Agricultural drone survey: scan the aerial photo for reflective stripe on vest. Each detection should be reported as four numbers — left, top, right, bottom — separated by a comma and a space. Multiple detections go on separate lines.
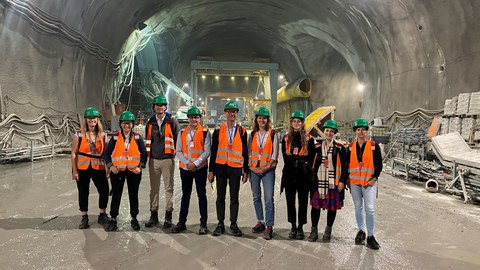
179, 125, 207, 169
215, 123, 244, 168
348, 140, 375, 186
111, 132, 141, 172
145, 121, 175, 157
250, 129, 274, 168
76, 131, 105, 170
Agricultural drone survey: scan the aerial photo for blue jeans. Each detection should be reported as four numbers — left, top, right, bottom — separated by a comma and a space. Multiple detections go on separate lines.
350, 184, 376, 236
250, 170, 275, 227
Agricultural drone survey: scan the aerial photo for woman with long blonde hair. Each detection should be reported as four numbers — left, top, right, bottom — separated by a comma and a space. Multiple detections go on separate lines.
71, 107, 110, 229
281, 110, 311, 240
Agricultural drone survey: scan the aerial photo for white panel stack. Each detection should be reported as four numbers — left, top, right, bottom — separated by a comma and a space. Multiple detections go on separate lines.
440, 117, 450, 135
449, 117, 462, 134
444, 97, 458, 115
461, 118, 476, 140
468, 91, 480, 115
457, 93, 471, 115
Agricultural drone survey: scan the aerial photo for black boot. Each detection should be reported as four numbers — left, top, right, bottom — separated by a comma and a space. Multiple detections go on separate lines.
163, 210, 173, 228
105, 218, 118, 232
322, 226, 332, 242
212, 222, 225, 236
199, 222, 208, 235
230, 223, 243, 237
296, 226, 305, 240
145, 211, 159, 227
79, 215, 89, 229
308, 227, 318, 242
131, 218, 140, 231
171, 222, 186, 233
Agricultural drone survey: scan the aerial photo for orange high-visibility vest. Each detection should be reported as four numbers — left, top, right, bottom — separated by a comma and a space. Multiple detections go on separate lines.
111, 132, 141, 172
250, 129, 274, 168
145, 121, 175, 157
179, 125, 207, 169
284, 133, 309, 156
76, 131, 105, 170
311, 142, 343, 186
349, 140, 375, 186
215, 123, 244, 168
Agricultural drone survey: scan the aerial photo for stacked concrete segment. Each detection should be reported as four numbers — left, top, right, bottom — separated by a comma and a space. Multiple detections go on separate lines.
456, 93, 471, 115
468, 92, 480, 115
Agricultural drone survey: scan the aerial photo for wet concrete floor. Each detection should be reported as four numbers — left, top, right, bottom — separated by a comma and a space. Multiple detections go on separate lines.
1, 155, 479, 270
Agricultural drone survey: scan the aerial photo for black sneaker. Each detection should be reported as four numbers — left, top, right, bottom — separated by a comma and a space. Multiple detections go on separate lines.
198, 222, 208, 235
366, 236, 380, 250
171, 223, 186, 233
230, 223, 243, 237
355, 230, 366, 245
145, 211, 159, 227
79, 215, 89, 229
212, 223, 225, 236
105, 219, 118, 232
288, 228, 297, 239
131, 219, 140, 231
97, 214, 110, 227
252, 221, 266, 233
296, 227, 305, 240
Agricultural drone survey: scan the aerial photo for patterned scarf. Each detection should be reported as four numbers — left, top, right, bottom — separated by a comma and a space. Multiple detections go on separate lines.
317, 141, 335, 199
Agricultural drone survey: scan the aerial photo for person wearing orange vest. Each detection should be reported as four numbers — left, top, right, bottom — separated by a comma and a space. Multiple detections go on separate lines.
71, 107, 110, 230
281, 110, 311, 240
104, 111, 147, 231
348, 118, 383, 250
170, 106, 211, 235
208, 100, 249, 237
307, 119, 348, 242
248, 107, 278, 240
144, 95, 180, 229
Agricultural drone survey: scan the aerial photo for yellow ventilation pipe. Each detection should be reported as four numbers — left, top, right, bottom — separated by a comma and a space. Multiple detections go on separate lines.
277, 77, 312, 103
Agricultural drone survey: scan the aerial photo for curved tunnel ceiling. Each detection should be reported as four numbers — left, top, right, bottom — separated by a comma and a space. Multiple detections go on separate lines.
2, 0, 479, 121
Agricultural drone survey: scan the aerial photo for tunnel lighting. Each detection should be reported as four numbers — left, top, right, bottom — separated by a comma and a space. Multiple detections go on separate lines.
210, 97, 213, 100
199, 97, 202, 101
357, 83, 365, 91
279, 75, 284, 80
183, 83, 189, 87
260, 92, 264, 95
201, 101, 204, 105
245, 77, 249, 81
235, 98, 239, 101
231, 76, 235, 80
201, 75, 206, 79
215, 76, 220, 80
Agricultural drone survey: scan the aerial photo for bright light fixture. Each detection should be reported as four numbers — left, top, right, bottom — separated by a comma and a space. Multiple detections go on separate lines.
357, 83, 365, 91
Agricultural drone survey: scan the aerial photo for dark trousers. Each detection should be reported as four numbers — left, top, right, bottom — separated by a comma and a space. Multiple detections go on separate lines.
77, 166, 109, 212
311, 208, 337, 228
179, 166, 208, 224
285, 179, 309, 226
216, 166, 242, 224
109, 170, 142, 219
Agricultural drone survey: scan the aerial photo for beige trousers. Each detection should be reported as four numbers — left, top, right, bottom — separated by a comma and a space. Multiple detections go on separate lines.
148, 158, 175, 212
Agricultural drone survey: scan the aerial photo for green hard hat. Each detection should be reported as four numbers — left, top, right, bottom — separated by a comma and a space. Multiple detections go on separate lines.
323, 119, 338, 132
153, 95, 168, 105
255, 106, 270, 117
84, 107, 100, 117
224, 100, 239, 111
187, 106, 202, 116
119, 111, 135, 122
290, 110, 305, 120
353, 118, 369, 131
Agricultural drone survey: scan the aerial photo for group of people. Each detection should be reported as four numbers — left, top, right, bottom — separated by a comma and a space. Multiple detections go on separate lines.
71, 95, 382, 250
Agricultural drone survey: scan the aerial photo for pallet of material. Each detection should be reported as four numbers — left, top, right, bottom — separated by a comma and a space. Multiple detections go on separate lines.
461, 118, 476, 141
444, 96, 458, 115
468, 91, 480, 115
448, 117, 461, 134
431, 132, 480, 174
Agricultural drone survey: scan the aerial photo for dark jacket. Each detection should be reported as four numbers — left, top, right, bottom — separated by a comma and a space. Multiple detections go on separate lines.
307, 138, 348, 200
280, 131, 311, 193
